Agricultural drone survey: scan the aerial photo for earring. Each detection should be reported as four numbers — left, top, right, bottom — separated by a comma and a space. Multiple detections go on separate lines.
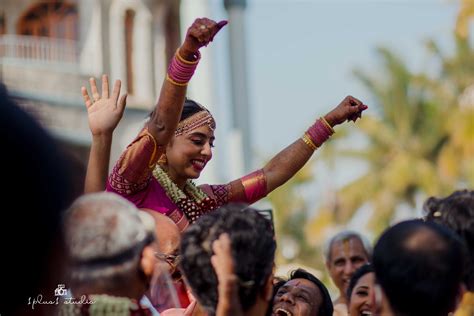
158, 153, 167, 165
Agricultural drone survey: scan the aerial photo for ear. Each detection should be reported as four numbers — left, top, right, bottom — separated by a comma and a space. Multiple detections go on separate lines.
262, 272, 274, 302
140, 245, 156, 277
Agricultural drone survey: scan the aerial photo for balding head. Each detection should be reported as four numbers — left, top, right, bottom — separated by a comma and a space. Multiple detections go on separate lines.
63, 192, 156, 296
374, 219, 465, 316
65, 193, 155, 262
142, 209, 180, 255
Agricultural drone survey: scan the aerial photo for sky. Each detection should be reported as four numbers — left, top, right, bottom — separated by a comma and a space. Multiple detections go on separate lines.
201, 0, 463, 187
179, 0, 471, 278
176, 0, 472, 223
246, 0, 458, 155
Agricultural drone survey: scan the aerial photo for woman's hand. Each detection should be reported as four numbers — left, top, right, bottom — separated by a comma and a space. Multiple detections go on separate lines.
179, 18, 228, 58
324, 95, 368, 127
81, 74, 127, 136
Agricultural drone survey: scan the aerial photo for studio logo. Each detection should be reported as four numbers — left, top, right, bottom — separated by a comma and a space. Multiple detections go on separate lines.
27, 284, 94, 310
54, 284, 67, 297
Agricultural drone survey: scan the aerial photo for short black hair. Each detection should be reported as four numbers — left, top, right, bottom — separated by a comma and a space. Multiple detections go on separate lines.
179, 203, 276, 315
289, 269, 333, 316
424, 189, 474, 291
346, 263, 374, 301
373, 219, 465, 316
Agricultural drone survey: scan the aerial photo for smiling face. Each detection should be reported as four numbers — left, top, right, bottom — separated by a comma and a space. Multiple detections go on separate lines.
326, 237, 369, 297
348, 272, 375, 316
272, 278, 322, 316
164, 124, 214, 188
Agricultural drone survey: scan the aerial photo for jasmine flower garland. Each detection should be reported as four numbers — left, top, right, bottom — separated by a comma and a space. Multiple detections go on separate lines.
152, 165, 217, 222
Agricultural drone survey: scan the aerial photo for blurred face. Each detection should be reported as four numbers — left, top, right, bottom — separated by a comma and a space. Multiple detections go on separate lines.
154, 217, 182, 281
165, 124, 214, 187
272, 278, 322, 316
326, 238, 369, 296
349, 272, 375, 316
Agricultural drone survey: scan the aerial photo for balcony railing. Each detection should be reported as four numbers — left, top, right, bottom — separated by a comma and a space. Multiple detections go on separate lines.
0, 35, 79, 66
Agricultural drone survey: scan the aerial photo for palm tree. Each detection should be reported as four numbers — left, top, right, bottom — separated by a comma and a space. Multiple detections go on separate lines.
308, 26, 474, 234
455, 0, 474, 40
266, 161, 324, 269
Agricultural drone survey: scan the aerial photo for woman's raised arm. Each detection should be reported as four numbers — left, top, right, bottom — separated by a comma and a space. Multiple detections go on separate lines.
147, 18, 227, 147
262, 96, 368, 193
82, 75, 127, 193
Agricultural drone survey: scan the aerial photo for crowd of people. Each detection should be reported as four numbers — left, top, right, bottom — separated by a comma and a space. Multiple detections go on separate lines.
2, 17, 473, 316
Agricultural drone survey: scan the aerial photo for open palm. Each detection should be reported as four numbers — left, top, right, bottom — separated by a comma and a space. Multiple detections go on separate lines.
81, 75, 127, 136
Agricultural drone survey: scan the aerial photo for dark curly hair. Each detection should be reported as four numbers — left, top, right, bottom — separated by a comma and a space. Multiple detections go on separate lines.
423, 189, 474, 291
179, 203, 276, 315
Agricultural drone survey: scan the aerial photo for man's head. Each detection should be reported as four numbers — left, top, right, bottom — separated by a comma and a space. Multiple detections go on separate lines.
373, 219, 465, 316
272, 269, 333, 316
324, 231, 372, 297
64, 192, 156, 299
180, 203, 276, 315
424, 189, 474, 291
143, 210, 182, 279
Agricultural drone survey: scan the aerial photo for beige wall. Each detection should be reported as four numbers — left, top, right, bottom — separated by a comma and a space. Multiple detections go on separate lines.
1, 0, 182, 180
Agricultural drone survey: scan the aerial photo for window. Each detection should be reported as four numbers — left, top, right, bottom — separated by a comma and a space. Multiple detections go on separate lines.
17, 1, 78, 40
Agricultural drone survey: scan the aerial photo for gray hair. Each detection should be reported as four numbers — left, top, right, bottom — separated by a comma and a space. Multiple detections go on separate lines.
323, 230, 372, 262
63, 192, 155, 282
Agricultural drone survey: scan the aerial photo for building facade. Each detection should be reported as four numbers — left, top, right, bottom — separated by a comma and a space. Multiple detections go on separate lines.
0, 0, 225, 184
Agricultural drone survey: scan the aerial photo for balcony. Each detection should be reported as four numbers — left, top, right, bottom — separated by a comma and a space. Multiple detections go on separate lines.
0, 35, 80, 69
0, 34, 153, 168
0, 34, 87, 108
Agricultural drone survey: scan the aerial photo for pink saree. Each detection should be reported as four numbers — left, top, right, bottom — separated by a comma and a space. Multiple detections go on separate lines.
107, 127, 267, 231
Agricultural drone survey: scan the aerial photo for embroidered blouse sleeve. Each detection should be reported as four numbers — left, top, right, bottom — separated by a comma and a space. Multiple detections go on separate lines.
204, 169, 268, 206
108, 127, 163, 195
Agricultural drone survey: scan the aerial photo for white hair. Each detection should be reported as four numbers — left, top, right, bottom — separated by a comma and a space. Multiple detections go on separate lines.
63, 192, 155, 281
323, 230, 372, 262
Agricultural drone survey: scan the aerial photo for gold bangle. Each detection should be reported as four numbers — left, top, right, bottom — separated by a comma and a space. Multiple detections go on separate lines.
321, 117, 335, 133
301, 133, 317, 151
306, 133, 318, 150
175, 48, 200, 65
166, 74, 188, 87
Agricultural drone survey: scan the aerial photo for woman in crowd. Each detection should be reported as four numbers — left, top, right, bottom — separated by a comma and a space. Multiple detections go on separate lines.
82, 17, 368, 231
424, 190, 474, 316
346, 264, 375, 316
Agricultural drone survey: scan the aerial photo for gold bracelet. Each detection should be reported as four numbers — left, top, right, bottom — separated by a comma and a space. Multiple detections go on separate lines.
166, 74, 188, 87
175, 48, 200, 65
301, 133, 317, 151
320, 117, 335, 133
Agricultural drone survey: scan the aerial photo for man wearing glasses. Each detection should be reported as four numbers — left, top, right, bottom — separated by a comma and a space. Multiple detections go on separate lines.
144, 210, 191, 311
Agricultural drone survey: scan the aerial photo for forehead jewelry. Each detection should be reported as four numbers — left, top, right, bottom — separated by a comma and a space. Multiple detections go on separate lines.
175, 110, 216, 136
